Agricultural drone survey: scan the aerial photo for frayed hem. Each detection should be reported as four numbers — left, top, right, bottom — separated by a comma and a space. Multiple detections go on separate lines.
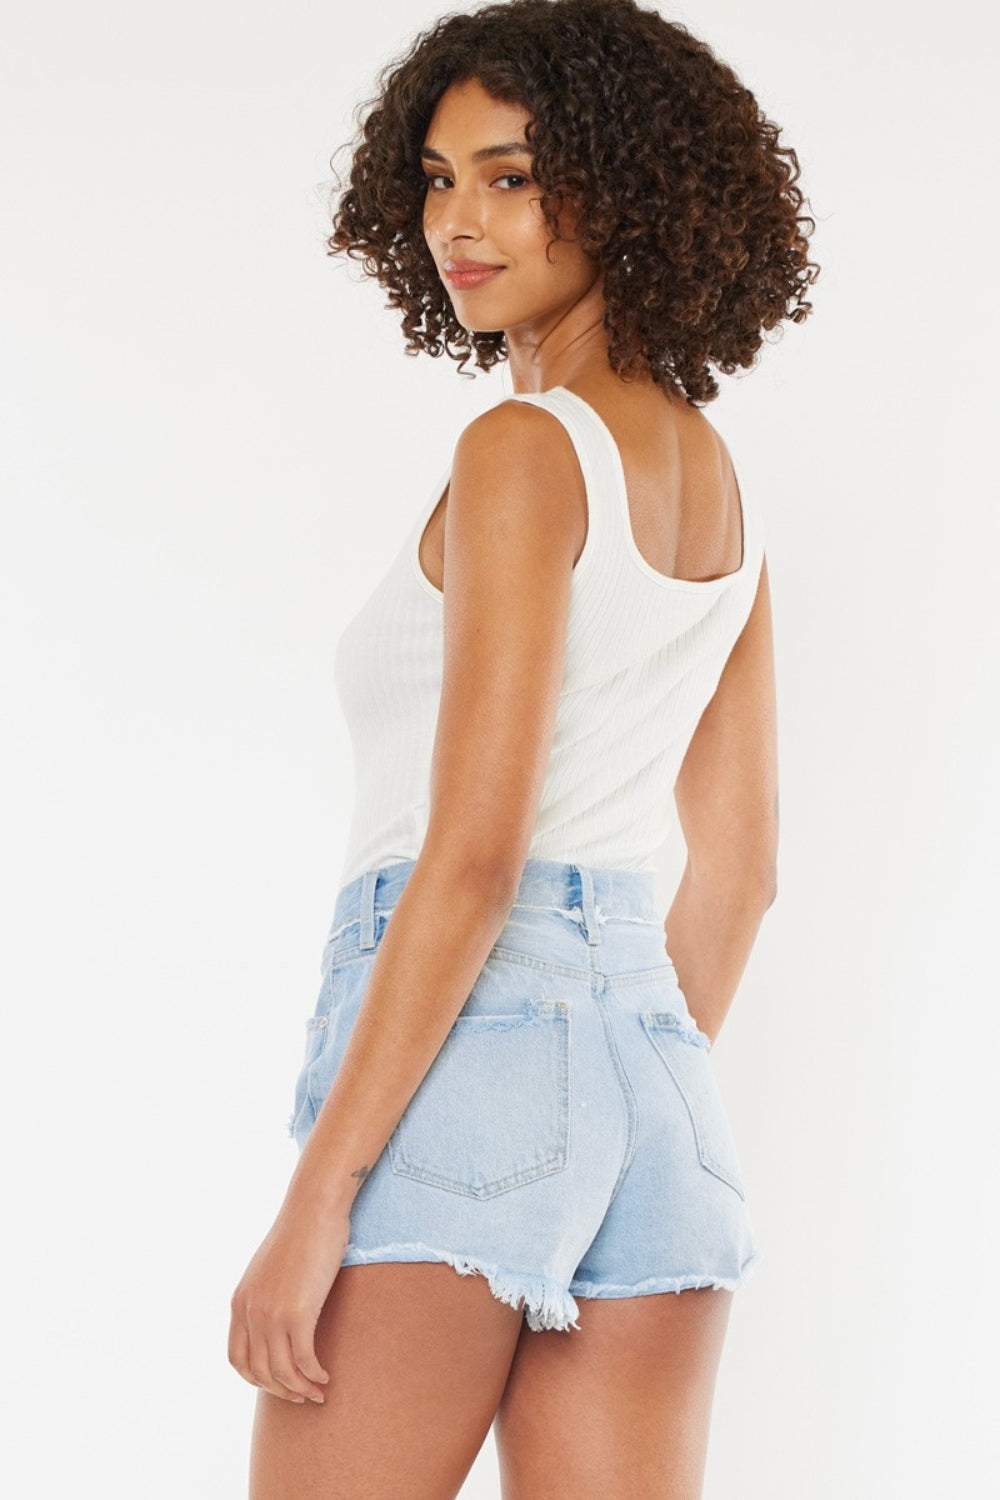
570, 1249, 762, 1299
341, 1240, 581, 1332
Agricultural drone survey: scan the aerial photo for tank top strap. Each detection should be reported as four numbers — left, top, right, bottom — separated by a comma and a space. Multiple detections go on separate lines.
503, 386, 626, 572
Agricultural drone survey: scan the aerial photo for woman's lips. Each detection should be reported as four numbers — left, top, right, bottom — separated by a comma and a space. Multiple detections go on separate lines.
444, 265, 505, 290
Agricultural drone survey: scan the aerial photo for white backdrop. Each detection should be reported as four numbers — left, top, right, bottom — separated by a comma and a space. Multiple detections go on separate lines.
3, 1, 998, 1494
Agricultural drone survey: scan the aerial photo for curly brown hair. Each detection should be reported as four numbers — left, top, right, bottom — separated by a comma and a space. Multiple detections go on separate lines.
326, 0, 819, 406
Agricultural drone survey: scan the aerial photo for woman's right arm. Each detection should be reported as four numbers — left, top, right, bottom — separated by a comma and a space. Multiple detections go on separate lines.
665, 556, 779, 1045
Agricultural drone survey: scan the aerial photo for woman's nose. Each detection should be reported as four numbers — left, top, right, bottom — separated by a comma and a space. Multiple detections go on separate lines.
426, 183, 484, 246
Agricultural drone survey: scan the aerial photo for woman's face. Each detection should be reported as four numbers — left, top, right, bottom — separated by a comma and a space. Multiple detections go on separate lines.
421, 77, 600, 337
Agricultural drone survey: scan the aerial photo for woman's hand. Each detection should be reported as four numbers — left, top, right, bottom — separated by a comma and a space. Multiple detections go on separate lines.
228, 1195, 351, 1404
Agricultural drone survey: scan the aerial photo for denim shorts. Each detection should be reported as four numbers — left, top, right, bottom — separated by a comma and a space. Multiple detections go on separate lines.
289, 856, 760, 1333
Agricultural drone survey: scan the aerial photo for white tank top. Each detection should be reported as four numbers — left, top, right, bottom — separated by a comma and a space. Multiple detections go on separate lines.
333, 385, 764, 886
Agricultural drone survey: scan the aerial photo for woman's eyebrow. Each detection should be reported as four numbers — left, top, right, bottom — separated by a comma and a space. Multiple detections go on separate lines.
420, 142, 533, 164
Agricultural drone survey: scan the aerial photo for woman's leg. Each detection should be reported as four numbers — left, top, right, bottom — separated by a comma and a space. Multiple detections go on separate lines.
494, 1287, 734, 1500
249, 1261, 524, 1500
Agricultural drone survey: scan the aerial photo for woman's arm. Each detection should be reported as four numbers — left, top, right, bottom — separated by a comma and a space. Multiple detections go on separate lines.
665, 557, 779, 1046
292, 398, 586, 1209
229, 399, 586, 1402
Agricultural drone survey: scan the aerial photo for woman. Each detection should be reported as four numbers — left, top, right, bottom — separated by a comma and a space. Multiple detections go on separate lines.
229, 0, 818, 1494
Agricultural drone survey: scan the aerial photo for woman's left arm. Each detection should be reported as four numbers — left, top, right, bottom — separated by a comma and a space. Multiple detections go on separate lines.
229, 399, 586, 1402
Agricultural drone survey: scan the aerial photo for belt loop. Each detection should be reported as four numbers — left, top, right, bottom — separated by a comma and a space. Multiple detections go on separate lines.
574, 864, 601, 946
359, 868, 378, 951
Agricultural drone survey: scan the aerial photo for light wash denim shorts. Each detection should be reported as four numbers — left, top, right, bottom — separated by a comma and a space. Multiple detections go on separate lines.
290, 856, 760, 1333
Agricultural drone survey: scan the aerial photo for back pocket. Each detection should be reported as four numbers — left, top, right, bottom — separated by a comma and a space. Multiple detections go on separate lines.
387, 998, 571, 1199
639, 1011, 746, 1199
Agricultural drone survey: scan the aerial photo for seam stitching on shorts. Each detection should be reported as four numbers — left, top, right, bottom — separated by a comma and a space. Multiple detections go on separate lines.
569, 1250, 761, 1299
488, 945, 594, 981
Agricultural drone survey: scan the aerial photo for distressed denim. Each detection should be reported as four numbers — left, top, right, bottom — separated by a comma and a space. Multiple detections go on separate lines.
289, 856, 760, 1333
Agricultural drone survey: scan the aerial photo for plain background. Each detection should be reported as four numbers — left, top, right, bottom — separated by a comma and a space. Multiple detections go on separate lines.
3, 1, 998, 1494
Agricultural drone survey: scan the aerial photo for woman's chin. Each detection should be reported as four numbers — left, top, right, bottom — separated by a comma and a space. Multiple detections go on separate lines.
455, 316, 505, 334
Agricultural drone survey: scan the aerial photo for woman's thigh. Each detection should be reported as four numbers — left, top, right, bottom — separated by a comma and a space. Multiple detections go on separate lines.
493, 1286, 735, 1500
250, 1261, 524, 1500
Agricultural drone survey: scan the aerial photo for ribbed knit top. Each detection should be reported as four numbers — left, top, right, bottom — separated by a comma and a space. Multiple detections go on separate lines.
333, 385, 764, 886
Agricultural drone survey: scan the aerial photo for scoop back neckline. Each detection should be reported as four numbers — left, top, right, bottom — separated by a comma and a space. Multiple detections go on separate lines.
543, 385, 750, 594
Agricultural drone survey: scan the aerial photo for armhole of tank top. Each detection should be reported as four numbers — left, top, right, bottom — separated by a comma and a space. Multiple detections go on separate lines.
502, 390, 602, 587
715, 432, 763, 586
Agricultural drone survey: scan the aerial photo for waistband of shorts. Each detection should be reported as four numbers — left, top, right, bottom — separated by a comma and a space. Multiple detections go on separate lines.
328, 856, 662, 950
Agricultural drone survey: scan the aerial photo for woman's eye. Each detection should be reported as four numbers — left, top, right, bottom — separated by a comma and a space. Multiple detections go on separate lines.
422, 172, 530, 191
